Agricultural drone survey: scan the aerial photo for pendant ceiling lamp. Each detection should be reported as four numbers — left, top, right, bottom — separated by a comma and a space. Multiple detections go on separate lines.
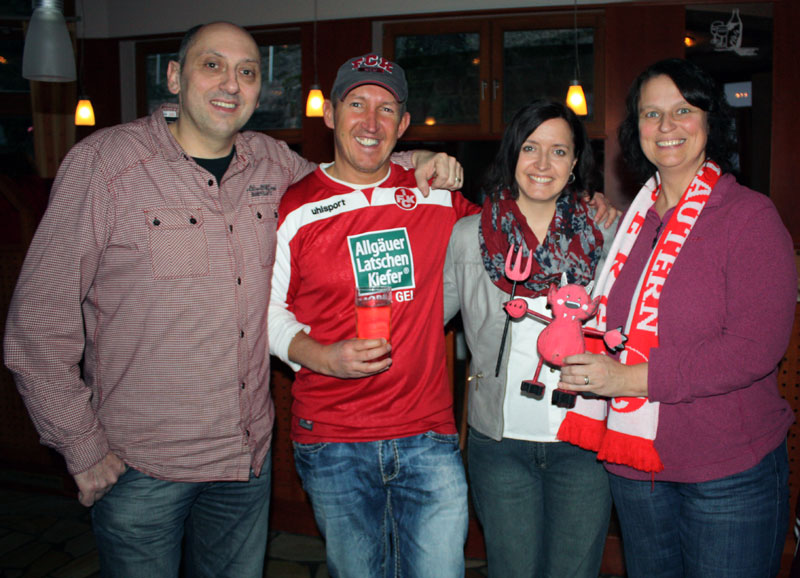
305, 0, 324, 117
22, 0, 76, 82
74, 3, 95, 126
566, 0, 587, 116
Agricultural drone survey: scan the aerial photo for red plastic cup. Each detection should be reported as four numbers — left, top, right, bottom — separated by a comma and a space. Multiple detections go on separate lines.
355, 286, 392, 341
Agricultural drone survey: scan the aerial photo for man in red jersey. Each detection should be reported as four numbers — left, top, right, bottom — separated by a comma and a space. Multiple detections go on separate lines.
269, 54, 477, 577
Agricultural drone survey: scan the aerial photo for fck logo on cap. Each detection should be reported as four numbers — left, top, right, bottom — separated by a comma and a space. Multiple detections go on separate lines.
350, 54, 394, 74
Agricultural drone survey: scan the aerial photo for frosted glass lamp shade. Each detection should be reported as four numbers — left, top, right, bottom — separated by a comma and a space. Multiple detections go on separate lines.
22, 1, 76, 82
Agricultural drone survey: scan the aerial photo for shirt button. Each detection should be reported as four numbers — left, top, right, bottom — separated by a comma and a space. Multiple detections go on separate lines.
229, 224, 233, 233
208, 179, 214, 187
237, 277, 242, 285
241, 383, 246, 390
240, 330, 244, 338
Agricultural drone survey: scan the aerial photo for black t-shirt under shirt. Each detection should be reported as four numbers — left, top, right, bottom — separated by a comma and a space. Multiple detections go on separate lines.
193, 147, 235, 185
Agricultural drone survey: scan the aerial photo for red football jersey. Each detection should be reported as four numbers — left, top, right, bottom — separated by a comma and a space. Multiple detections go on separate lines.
272, 164, 478, 442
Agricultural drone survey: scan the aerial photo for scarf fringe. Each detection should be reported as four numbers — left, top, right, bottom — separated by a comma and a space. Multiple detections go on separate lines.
597, 429, 664, 473
557, 412, 606, 452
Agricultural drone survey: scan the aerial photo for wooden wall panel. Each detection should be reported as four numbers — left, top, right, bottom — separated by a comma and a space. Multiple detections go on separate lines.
603, 4, 685, 208
777, 290, 800, 577
30, 80, 76, 179
771, 0, 800, 244
75, 38, 122, 142
300, 19, 373, 164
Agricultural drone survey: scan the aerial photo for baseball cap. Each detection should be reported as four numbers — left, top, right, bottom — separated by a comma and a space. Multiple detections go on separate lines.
331, 54, 408, 104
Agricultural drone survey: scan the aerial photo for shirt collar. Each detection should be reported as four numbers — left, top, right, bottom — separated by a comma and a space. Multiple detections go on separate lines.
150, 103, 252, 168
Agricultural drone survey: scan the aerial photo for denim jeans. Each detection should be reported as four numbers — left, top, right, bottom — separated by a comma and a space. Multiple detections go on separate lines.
467, 428, 611, 578
293, 432, 468, 578
609, 440, 789, 578
91, 450, 271, 578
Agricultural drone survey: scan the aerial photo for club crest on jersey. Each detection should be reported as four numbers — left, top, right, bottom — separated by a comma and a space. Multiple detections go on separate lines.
394, 188, 417, 211
351, 54, 394, 74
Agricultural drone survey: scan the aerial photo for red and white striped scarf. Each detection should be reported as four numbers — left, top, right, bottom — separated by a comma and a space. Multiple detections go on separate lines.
557, 160, 721, 472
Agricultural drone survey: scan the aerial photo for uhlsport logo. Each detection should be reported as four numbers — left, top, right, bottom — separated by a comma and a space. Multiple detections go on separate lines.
311, 198, 346, 216
348, 228, 415, 290
394, 188, 417, 211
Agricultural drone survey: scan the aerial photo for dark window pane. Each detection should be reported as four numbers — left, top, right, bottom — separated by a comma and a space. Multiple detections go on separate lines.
394, 33, 481, 126
0, 25, 29, 93
503, 28, 594, 122
145, 52, 178, 113
244, 44, 301, 131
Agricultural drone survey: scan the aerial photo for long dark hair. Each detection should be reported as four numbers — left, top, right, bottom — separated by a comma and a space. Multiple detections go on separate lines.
485, 99, 596, 201
618, 58, 736, 181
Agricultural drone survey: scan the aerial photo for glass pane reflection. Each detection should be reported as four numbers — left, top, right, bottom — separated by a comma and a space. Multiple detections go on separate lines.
394, 33, 481, 126
145, 52, 178, 113
245, 44, 302, 131
503, 28, 594, 122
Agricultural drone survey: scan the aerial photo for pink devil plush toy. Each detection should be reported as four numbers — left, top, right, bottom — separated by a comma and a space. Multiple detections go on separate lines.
504, 273, 626, 408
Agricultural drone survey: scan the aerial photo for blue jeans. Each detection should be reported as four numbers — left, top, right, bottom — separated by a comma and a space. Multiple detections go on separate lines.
293, 432, 468, 578
91, 451, 271, 578
467, 428, 611, 578
609, 440, 789, 578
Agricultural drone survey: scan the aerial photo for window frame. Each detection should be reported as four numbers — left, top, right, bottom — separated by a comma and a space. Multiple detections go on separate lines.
383, 18, 491, 140
492, 12, 605, 138
382, 10, 605, 140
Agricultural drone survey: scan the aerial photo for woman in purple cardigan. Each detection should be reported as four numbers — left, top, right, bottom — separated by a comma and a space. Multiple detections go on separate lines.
557, 58, 796, 577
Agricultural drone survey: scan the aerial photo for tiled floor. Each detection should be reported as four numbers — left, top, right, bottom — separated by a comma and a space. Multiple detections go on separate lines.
0, 487, 491, 577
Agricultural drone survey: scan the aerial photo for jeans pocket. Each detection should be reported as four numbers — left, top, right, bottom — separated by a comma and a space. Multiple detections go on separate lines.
292, 441, 328, 454
422, 431, 459, 445
467, 427, 496, 445
103, 465, 144, 500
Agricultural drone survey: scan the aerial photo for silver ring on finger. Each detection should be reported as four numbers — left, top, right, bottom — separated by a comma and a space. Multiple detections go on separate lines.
584, 375, 590, 386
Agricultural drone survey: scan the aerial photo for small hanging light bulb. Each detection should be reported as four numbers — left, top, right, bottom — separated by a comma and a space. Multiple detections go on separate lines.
75, 98, 95, 126
306, 85, 324, 117
566, 82, 587, 116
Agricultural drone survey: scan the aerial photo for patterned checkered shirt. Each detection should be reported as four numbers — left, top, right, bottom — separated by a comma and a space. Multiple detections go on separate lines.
4, 105, 315, 481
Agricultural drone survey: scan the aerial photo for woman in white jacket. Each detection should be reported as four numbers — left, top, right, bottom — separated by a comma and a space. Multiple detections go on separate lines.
444, 100, 616, 578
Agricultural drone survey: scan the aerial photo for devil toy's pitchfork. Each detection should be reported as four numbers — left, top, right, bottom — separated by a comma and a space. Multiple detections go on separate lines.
494, 243, 533, 376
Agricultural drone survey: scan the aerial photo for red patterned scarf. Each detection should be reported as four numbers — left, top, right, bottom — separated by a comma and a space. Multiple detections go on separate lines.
478, 190, 603, 298
557, 160, 721, 472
